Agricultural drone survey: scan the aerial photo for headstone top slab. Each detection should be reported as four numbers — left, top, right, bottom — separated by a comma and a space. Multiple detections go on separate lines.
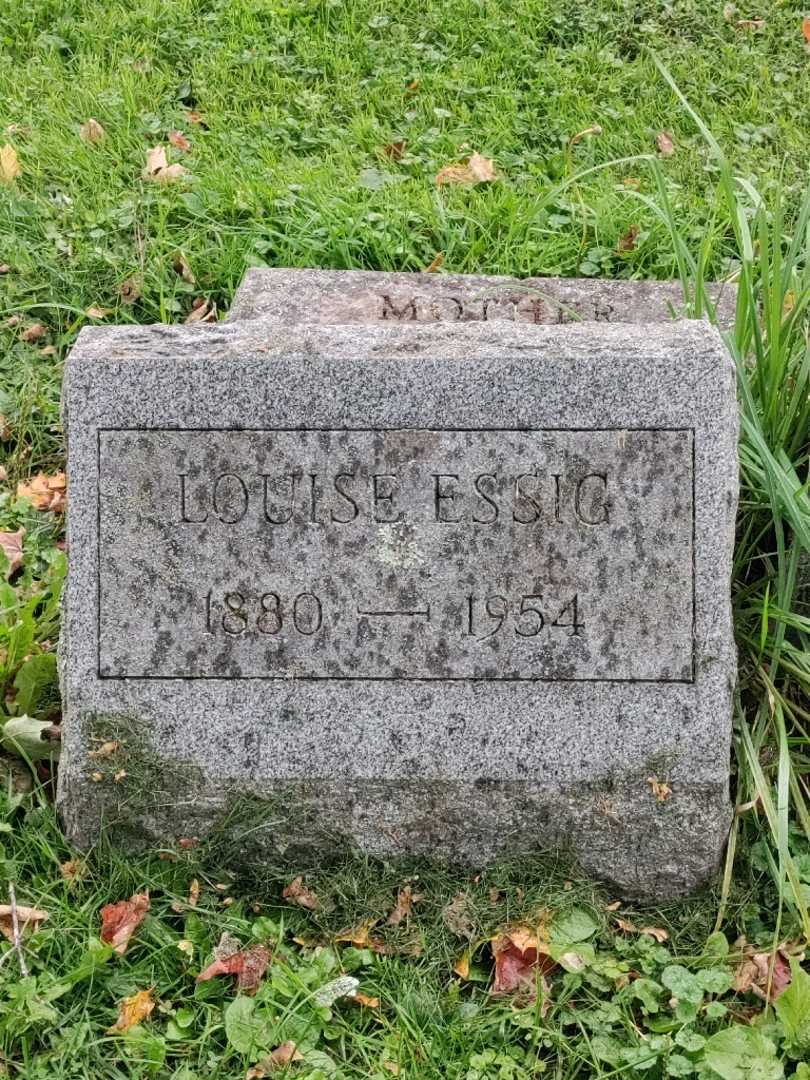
225, 267, 737, 329
58, 318, 737, 899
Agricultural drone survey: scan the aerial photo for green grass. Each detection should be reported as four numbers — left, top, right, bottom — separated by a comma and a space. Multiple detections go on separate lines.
1, 0, 810, 1076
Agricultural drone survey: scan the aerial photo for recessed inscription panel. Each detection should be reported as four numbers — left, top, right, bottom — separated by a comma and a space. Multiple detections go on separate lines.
97, 428, 694, 681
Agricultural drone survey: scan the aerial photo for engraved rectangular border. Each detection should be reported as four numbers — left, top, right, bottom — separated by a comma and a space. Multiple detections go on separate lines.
96, 426, 696, 684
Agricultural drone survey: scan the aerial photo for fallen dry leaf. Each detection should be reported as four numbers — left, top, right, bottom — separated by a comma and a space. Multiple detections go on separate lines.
436, 151, 497, 187
119, 277, 141, 305
196, 941, 271, 994
383, 140, 406, 161
453, 950, 471, 979
188, 878, 200, 907
142, 145, 189, 184
184, 297, 217, 323
0, 902, 49, 940
0, 465, 7, 482
423, 251, 444, 273
60, 859, 87, 884
246, 1042, 304, 1077
39, 345, 57, 358
91, 770, 104, 782
0, 144, 20, 185
736, 18, 764, 30
640, 926, 669, 943
168, 130, 191, 152
622, 177, 641, 190
0, 263, 10, 273
186, 110, 205, 125
0, 528, 24, 576
382, 1062, 400, 1076
0, 415, 12, 441
100, 892, 150, 955
491, 925, 555, 997
442, 892, 475, 939
172, 253, 195, 284
21, 322, 47, 343
647, 776, 672, 803
334, 918, 378, 946
88, 740, 121, 760
388, 884, 422, 926
85, 305, 112, 319
16, 472, 66, 513
107, 988, 155, 1033
616, 225, 640, 254
804, 17, 810, 42
656, 132, 675, 158
349, 991, 380, 1008
282, 876, 320, 911
80, 118, 105, 143
734, 947, 793, 1001
178, 836, 199, 850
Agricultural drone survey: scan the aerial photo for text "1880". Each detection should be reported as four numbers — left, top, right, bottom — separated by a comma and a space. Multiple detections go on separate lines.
204, 591, 323, 637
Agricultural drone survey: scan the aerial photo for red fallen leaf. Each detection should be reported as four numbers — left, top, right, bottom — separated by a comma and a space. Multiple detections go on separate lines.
282, 876, 320, 910
616, 225, 640, 254
196, 942, 270, 994
21, 322, 47, 343
100, 892, 150, 955
490, 925, 556, 996
168, 130, 191, 152
734, 947, 793, 1001
383, 140, 406, 160
802, 17, 810, 42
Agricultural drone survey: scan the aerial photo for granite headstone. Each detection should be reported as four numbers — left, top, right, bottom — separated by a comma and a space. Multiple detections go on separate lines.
58, 317, 737, 897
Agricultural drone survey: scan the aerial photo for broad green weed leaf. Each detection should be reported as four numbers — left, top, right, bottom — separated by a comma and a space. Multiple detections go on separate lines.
662, 965, 704, 1005
773, 958, 810, 1049
702, 1026, 784, 1080
12, 652, 57, 715
550, 907, 599, 944
224, 996, 271, 1056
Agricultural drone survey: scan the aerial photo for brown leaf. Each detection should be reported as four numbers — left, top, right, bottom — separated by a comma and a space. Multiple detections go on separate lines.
0, 465, 7, 483
734, 947, 793, 1001
85, 305, 112, 319
639, 925, 669, 943
107, 988, 155, 1033
656, 132, 675, 158
388, 884, 422, 926
172, 253, 195, 284
647, 776, 672, 803
423, 251, 444, 273
622, 177, 641, 190
0, 144, 21, 185
168, 130, 191, 152
100, 892, 150, 955
88, 740, 121, 760
804, 17, 810, 42
0, 415, 11, 440
382, 1062, 400, 1076
490, 925, 555, 996
383, 140, 406, 161
187, 878, 200, 907
196, 942, 270, 994
0, 528, 24, 576
142, 145, 189, 183
442, 892, 475, 939
186, 110, 205, 125
0, 903, 49, 940
80, 118, 105, 144
736, 18, 764, 29
21, 322, 47, 343
39, 345, 57, 358
349, 991, 380, 1008
143, 145, 168, 177
436, 152, 497, 187
119, 277, 141, 305
184, 297, 217, 324
334, 918, 378, 946
246, 1041, 304, 1077
282, 876, 320, 910
16, 472, 66, 513
60, 859, 87, 884
616, 225, 640, 254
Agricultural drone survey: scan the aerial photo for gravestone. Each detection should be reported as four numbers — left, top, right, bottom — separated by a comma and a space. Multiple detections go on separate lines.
58, 317, 737, 898
226, 267, 737, 328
